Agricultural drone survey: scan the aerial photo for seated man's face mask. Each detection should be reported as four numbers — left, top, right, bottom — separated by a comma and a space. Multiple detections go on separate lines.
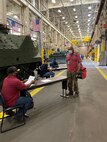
68, 50, 73, 54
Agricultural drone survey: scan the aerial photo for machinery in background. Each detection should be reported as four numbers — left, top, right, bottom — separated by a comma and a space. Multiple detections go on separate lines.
49, 51, 67, 64
0, 24, 42, 89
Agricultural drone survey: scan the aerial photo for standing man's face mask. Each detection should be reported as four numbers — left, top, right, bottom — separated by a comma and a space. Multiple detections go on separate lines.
68, 50, 73, 54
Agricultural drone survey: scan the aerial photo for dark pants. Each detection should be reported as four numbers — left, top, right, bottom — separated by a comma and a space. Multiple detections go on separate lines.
67, 71, 79, 94
43, 72, 55, 78
16, 91, 34, 117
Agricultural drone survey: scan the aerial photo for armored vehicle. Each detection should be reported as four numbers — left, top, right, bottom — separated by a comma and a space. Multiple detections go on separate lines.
0, 24, 42, 88
49, 51, 67, 64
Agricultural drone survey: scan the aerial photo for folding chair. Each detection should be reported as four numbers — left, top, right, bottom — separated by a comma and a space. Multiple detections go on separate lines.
0, 93, 25, 133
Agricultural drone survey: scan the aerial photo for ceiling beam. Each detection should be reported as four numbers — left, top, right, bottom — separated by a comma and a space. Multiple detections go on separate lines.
19, 0, 70, 42
48, 0, 100, 9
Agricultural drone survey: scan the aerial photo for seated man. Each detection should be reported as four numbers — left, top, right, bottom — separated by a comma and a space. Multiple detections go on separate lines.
50, 58, 59, 68
39, 59, 55, 78
1, 66, 35, 118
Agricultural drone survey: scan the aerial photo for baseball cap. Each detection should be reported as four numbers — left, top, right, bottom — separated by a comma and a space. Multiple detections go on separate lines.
7, 66, 18, 74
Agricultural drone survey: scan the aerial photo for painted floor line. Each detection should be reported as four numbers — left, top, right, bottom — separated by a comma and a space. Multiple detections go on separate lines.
30, 70, 66, 97
0, 70, 66, 119
96, 67, 107, 80
89, 58, 107, 80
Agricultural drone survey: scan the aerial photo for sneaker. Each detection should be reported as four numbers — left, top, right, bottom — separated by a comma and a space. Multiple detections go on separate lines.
60, 94, 69, 98
24, 114, 29, 118
64, 94, 70, 98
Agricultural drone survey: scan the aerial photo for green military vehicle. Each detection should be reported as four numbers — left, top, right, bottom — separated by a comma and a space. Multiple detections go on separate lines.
0, 24, 42, 89
49, 51, 67, 64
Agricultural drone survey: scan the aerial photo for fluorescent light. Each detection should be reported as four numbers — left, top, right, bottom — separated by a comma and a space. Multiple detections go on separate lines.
58, 9, 61, 13
75, 16, 78, 18
13, 15, 18, 19
88, 19, 90, 22
88, 6, 92, 10
73, 8, 76, 12
52, 0, 56, 3
70, 29, 72, 32
62, 17, 65, 19
88, 14, 91, 17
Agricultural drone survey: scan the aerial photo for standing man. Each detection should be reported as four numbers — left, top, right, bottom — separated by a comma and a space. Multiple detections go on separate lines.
66, 46, 81, 97
1, 66, 35, 117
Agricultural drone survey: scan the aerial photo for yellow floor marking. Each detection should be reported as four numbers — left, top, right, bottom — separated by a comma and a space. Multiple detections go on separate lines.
30, 70, 66, 97
96, 67, 107, 80
0, 112, 8, 119
89, 58, 107, 80
0, 70, 66, 119
30, 87, 44, 97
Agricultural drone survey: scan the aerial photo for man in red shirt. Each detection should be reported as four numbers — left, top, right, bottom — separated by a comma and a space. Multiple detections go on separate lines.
66, 46, 81, 97
2, 66, 35, 117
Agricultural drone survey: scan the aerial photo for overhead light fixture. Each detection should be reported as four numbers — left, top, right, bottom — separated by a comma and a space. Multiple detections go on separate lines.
65, 21, 68, 24
88, 14, 91, 17
88, 19, 90, 22
73, 8, 76, 12
13, 15, 18, 19
70, 0, 74, 2
62, 17, 65, 19
52, 0, 56, 3
68, 25, 70, 28
75, 16, 78, 18
70, 29, 73, 32
76, 21, 79, 23
58, 9, 61, 13
88, 6, 92, 10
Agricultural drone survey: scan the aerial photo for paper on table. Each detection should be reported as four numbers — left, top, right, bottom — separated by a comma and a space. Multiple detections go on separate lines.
41, 79, 52, 83
25, 76, 35, 84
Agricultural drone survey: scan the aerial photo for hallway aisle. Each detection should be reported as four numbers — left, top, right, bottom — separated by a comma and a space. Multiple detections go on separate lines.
1, 59, 107, 142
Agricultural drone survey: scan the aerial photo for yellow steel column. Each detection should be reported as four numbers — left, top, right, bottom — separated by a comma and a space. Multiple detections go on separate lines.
42, 48, 44, 63
94, 48, 97, 62
102, 40, 105, 52
97, 45, 100, 62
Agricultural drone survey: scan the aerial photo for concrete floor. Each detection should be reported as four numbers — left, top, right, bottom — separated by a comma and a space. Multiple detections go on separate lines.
1, 59, 107, 142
